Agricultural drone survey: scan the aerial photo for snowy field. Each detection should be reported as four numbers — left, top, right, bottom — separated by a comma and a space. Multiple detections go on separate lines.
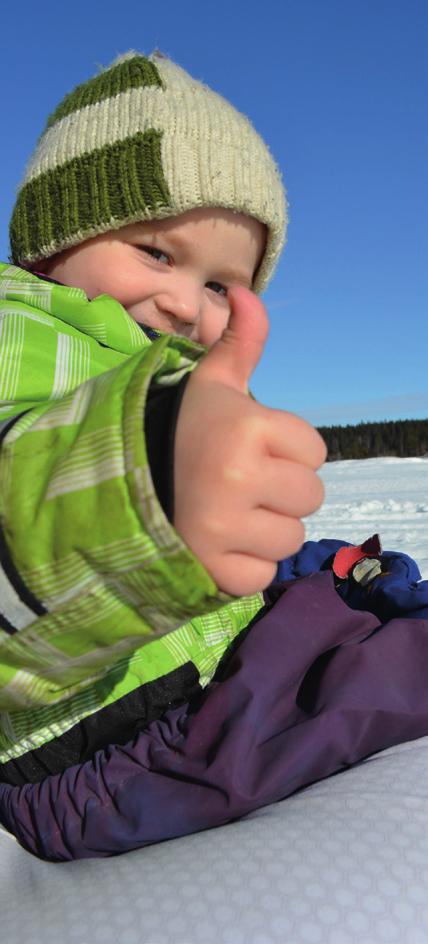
305, 457, 428, 580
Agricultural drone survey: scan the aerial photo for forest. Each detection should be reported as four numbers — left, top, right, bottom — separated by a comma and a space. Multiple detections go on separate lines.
317, 418, 428, 461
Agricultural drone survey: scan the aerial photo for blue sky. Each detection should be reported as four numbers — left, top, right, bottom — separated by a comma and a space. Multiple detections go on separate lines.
1, 0, 427, 426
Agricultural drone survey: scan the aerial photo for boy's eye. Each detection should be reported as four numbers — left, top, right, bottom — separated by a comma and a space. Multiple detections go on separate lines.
138, 245, 170, 264
206, 281, 227, 296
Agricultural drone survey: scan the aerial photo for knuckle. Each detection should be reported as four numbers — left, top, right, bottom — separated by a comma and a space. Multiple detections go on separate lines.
222, 459, 251, 486
294, 518, 305, 544
315, 475, 325, 507
241, 411, 266, 443
299, 465, 325, 511
315, 432, 328, 466
281, 520, 305, 557
304, 472, 324, 514
201, 512, 229, 539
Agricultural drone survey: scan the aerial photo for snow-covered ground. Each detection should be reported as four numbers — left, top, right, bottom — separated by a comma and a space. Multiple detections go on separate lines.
305, 457, 428, 580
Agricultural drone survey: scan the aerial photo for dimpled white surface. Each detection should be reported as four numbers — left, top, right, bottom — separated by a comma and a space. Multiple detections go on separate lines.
2, 737, 428, 943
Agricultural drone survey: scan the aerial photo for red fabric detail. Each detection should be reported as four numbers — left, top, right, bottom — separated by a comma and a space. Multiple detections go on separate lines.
333, 534, 382, 579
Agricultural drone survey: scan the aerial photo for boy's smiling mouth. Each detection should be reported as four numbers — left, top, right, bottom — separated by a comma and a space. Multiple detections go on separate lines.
133, 311, 199, 341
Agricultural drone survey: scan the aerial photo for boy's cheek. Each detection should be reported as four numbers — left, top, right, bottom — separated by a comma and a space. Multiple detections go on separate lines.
198, 314, 230, 348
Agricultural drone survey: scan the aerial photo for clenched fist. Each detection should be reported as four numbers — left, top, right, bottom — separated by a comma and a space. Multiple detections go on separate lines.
174, 286, 326, 596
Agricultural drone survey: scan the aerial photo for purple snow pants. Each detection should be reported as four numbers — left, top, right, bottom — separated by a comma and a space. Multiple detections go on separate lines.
2, 570, 428, 861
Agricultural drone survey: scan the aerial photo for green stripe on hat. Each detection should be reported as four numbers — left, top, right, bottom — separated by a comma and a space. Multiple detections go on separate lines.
46, 56, 164, 131
10, 130, 172, 264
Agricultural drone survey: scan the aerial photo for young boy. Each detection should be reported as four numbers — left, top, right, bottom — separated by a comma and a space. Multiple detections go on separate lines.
0, 51, 325, 785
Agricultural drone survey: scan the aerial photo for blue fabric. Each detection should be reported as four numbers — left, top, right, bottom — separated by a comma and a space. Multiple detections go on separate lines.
274, 540, 428, 620
275, 539, 349, 581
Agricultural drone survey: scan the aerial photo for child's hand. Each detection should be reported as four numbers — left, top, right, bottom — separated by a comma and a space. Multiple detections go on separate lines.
174, 286, 326, 596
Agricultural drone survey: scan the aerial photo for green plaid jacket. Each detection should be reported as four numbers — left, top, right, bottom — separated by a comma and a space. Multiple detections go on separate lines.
0, 264, 262, 762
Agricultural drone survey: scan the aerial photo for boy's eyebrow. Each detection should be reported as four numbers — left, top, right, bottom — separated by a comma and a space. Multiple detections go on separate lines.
212, 266, 253, 287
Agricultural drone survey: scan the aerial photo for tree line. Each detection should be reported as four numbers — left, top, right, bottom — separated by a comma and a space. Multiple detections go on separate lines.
317, 418, 428, 461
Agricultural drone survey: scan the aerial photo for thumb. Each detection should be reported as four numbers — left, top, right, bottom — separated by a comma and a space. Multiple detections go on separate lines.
200, 285, 269, 392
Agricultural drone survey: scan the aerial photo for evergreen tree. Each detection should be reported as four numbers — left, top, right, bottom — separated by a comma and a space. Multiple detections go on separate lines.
317, 419, 428, 461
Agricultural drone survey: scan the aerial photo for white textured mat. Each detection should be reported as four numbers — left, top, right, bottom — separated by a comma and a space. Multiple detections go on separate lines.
2, 736, 428, 944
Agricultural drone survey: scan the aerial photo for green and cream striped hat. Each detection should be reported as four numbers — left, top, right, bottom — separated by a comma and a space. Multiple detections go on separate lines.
9, 51, 287, 293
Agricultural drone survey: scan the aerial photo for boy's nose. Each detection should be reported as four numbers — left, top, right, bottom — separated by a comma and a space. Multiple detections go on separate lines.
155, 279, 201, 326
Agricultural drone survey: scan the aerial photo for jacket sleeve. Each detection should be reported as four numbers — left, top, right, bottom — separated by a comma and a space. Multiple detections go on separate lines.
0, 335, 232, 710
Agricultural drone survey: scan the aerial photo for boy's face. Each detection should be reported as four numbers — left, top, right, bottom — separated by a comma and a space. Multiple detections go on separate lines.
41, 207, 266, 347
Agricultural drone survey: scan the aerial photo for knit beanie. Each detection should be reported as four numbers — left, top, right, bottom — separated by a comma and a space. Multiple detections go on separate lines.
9, 51, 287, 293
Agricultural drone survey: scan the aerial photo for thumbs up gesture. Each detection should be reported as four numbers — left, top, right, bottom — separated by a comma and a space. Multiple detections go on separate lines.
174, 287, 326, 596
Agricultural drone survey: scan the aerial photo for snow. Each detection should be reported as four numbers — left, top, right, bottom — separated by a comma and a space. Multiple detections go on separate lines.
305, 457, 428, 580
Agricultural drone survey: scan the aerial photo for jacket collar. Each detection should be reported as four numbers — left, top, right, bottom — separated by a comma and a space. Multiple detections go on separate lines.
0, 263, 153, 356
